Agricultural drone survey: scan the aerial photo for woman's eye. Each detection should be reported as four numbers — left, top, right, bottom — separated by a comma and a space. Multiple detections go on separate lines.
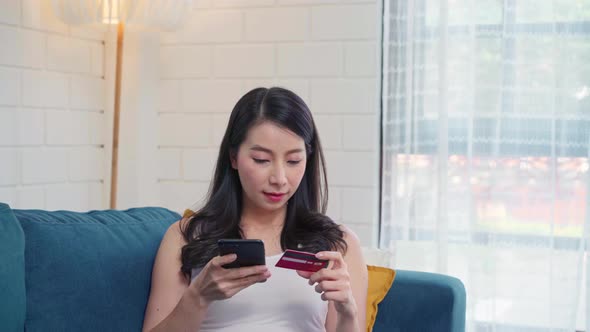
287, 160, 302, 165
253, 158, 269, 164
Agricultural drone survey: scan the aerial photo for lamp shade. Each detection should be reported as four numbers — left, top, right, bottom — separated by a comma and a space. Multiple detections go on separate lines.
50, 0, 192, 31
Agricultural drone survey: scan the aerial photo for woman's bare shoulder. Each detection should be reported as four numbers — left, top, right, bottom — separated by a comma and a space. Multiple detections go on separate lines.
162, 217, 191, 247
337, 224, 359, 242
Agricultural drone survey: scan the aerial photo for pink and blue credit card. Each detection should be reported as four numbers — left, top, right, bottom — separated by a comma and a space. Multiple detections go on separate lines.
275, 249, 329, 272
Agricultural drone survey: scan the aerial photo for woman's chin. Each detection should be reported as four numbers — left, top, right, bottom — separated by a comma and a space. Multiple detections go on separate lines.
257, 200, 288, 212
243, 193, 289, 212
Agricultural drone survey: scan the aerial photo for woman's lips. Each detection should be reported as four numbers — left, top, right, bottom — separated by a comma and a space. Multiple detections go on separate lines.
264, 192, 285, 202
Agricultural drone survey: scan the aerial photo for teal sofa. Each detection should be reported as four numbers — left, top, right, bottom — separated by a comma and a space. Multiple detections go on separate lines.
0, 203, 465, 332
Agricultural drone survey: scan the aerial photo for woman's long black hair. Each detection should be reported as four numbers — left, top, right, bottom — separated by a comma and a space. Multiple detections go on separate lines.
180, 87, 347, 278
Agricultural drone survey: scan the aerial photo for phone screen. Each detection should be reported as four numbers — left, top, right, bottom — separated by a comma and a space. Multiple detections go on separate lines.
217, 239, 266, 268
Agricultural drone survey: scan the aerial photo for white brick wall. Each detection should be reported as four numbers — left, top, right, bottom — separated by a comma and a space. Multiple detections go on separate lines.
0, 0, 106, 211
0, 0, 382, 244
179, 79, 243, 112
213, 44, 275, 78
159, 114, 214, 147
311, 5, 378, 40
0, 68, 20, 105
0, 0, 20, 26
160, 10, 243, 44
158, 1, 381, 245
311, 78, 377, 113
245, 8, 309, 41
0, 27, 45, 68
277, 43, 342, 77
160, 45, 211, 78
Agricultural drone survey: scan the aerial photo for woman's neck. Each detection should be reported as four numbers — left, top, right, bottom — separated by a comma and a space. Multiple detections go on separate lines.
239, 203, 287, 255
240, 204, 286, 231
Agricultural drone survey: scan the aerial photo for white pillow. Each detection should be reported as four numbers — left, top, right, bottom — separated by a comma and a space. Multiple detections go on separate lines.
361, 247, 394, 268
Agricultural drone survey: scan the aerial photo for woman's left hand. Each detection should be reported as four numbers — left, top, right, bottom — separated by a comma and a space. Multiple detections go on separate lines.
297, 251, 357, 318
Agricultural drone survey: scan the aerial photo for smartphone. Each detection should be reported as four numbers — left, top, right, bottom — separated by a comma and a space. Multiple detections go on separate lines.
217, 239, 266, 269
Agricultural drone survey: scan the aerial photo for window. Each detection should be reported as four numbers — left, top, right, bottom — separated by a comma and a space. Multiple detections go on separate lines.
381, 0, 590, 330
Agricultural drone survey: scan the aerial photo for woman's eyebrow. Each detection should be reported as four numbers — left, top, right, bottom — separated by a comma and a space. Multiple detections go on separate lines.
250, 145, 304, 155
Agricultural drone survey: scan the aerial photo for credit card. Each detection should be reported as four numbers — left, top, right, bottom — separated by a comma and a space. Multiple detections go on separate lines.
275, 249, 329, 272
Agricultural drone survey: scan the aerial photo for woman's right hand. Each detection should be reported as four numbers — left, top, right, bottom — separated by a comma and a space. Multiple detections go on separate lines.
188, 254, 271, 307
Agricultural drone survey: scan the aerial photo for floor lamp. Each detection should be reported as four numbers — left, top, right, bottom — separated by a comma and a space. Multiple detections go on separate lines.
50, 0, 192, 209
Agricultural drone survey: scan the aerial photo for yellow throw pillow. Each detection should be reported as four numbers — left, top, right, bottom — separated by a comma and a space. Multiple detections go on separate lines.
366, 265, 396, 332
183, 209, 194, 218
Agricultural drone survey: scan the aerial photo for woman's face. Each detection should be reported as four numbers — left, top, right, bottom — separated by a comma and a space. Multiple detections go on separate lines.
232, 121, 307, 213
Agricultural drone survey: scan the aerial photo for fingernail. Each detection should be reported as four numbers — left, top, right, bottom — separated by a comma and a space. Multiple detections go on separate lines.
316, 252, 324, 258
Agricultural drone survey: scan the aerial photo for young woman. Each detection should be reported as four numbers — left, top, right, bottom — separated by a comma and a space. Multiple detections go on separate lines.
143, 87, 368, 332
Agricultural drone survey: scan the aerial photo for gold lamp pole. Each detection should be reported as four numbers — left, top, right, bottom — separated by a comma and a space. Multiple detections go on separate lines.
110, 21, 124, 209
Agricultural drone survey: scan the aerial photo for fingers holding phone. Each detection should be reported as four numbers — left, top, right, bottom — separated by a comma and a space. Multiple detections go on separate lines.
188, 240, 270, 307
213, 253, 271, 283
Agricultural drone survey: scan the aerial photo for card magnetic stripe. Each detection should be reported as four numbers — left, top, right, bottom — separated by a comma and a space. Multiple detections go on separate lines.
284, 250, 324, 261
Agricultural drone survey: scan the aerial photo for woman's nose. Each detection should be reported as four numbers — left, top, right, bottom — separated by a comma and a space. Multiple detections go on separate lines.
269, 165, 287, 186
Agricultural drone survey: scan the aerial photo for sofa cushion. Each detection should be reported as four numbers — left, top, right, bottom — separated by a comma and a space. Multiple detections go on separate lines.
14, 207, 180, 332
0, 203, 26, 332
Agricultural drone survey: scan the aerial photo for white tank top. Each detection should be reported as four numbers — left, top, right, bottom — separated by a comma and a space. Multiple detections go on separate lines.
191, 253, 328, 332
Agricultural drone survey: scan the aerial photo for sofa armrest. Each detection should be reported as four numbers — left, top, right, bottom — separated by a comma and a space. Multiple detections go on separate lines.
373, 270, 466, 332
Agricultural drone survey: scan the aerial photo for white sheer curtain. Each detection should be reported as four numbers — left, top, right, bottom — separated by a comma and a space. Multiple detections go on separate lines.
381, 0, 590, 331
